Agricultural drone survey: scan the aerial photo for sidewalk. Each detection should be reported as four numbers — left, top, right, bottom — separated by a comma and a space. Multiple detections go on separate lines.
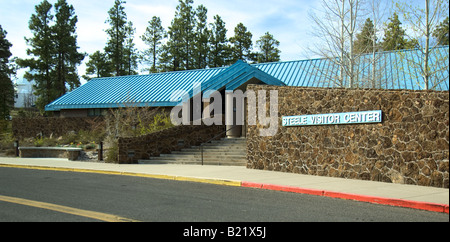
1, 157, 448, 213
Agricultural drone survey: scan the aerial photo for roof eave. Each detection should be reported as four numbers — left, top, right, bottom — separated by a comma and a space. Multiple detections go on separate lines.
45, 101, 179, 111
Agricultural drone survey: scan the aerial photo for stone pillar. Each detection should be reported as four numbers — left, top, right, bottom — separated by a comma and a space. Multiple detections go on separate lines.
225, 90, 242, 138
241, 99, 247, 137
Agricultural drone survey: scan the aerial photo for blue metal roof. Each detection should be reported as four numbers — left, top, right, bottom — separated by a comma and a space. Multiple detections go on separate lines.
201, 60, 285, 97
254, 45, 449, 90
45, 66, 228, 111
45, 46, 449, 111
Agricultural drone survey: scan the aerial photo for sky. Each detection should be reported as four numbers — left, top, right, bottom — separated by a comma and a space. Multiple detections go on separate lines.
0, 0, 323, 83
0, 0, 427, 84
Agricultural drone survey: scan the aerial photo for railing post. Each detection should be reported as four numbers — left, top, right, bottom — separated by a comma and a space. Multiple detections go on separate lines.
198, 126, 237, 167
98, 141, 103, 161
14, 140, 19, 157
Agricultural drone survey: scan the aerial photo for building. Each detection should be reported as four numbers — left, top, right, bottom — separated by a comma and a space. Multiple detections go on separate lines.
14, 78, 36, 109
45, 46, 449, 117
45, 46, 449, 136
37, 47, 450, 187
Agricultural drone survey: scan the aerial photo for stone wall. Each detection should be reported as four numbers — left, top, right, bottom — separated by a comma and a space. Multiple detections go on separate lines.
246, 85, 449, 188
118, 124, 225, 164
12, 117, 104, 139
19, 147, 82, 161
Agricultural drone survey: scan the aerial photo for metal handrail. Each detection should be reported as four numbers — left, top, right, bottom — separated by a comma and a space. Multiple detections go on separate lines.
200, 126, 239, 166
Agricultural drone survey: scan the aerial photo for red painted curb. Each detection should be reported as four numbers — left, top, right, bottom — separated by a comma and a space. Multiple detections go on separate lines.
265, 184, 324, 196
241, 181, 263, 189
241, 181, 324, 196
323, 191, 448, 214
241, 181, 449, 214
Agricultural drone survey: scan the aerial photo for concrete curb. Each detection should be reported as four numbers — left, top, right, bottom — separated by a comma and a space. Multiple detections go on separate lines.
2, 164, 448, 214
241, 181, 449, 214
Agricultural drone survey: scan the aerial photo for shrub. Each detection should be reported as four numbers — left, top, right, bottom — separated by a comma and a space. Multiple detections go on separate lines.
33, 136, 58, 147
103, 105, 175, 163
0, 131, 14, 151
137, 112, 174, 136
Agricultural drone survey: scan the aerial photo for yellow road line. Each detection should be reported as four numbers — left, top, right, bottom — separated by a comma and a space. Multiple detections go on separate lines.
0, 164, 242, 187
174, 176, 242, 187
0, 195, 140, 222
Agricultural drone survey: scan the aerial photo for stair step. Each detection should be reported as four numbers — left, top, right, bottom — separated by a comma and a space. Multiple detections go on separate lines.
188, 146, 246, 151
141, 138, 247, 166
147, 155, 246, 161
155, 154, 246, 160
207, 140, 245, 143
145, 159, 247, 164
171, 151, 246, 156
201, 144, 245, 148
184, 148, 246, 153
138, 159, 247, 166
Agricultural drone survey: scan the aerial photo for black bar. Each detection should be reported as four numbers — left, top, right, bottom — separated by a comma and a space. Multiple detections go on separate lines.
98, 142, 103, 161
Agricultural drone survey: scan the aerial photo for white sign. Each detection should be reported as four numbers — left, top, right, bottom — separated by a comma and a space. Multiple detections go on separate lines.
282, 110, 382, 127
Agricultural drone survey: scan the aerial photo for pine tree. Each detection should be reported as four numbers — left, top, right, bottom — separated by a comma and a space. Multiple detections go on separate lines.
193, 4, 210, 69
104, 0, 129, 76
83, 51, 112, 80
123, 21, 138, 76
162, 0, 196, 71
16, 0, 55, 112
141, 16, 166, 73
175, 0, 196, 70
433, 16, 449, 45
255, 32, 281, 63
354, 18, 376, 54
53, 0, 85, 95
229, 23, 254, 63
382, 13, 418, 51
161, 17, 184, 71
209, 15, 229, 68
17, 0, 84, 112
179, 0, 196, 70
0, 25, 15, 121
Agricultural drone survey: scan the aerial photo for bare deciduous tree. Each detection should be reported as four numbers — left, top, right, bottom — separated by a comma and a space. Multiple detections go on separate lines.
359, 0, 391, 89
396, 0, 449, 90
308, 0, 364, 88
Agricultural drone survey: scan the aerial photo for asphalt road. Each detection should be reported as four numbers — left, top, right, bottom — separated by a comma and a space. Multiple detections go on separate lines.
0, 167, 448, 223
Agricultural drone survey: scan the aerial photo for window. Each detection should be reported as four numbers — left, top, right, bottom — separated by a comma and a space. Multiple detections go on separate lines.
88, 109, 105, 117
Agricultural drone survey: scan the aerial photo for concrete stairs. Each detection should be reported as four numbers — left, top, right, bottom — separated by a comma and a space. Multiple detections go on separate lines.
138, 138, 247, 166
